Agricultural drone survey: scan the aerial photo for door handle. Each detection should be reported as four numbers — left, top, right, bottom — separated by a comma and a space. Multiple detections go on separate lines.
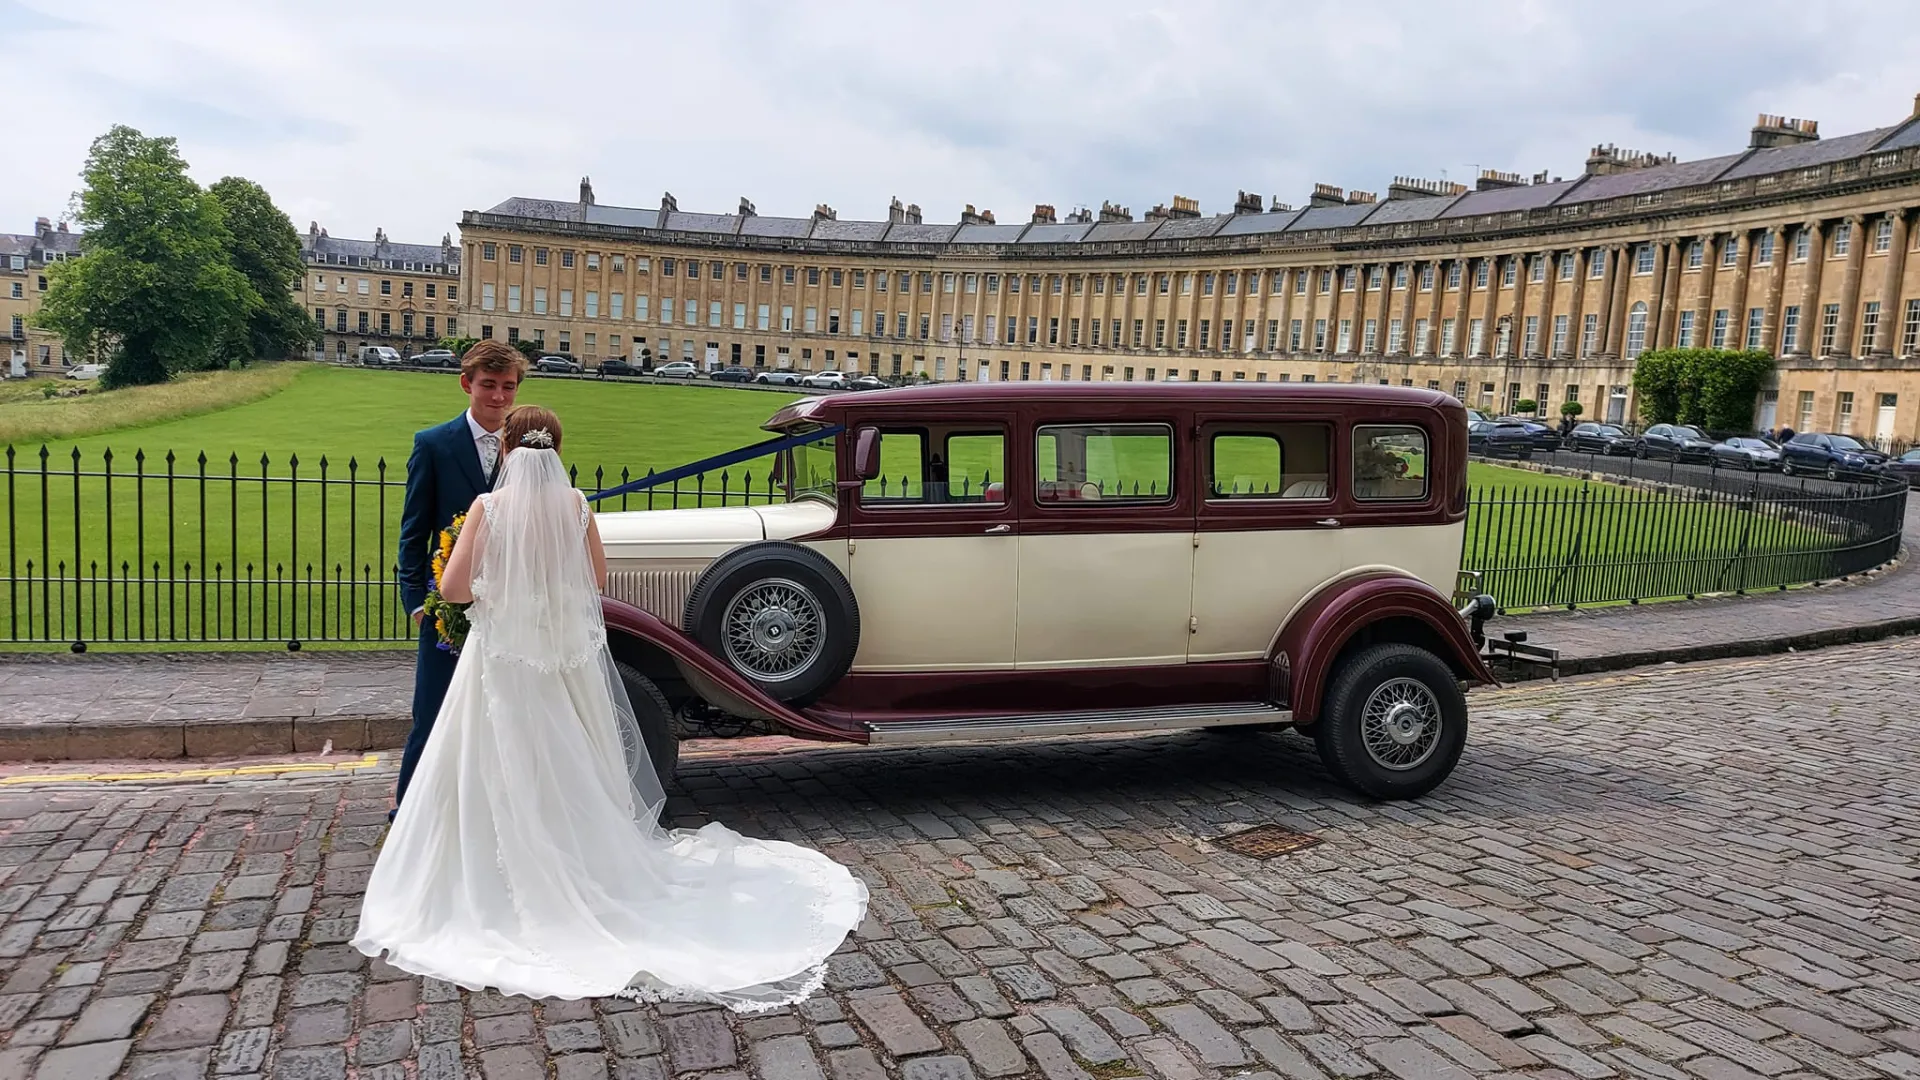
1315, 518, 1341, 528
985, 524, 1011, 534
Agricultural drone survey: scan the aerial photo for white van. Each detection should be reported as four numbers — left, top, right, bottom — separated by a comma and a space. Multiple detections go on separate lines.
359, 346, 403, 366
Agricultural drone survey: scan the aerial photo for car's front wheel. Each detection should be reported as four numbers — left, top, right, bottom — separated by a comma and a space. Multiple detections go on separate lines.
1312, 644, 1467, 800
683, 542, 860, 705
610, 660, 681, 784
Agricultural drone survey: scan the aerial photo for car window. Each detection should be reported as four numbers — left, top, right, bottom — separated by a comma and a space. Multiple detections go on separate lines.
1353, 425, 1429, 502
864, 431, 926, 504
944, 433, 1005, 503
1208, 426, 1332, 500
1035, 423, 1172, 505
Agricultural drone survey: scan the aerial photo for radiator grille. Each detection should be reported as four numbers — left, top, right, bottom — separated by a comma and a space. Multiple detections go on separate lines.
605, 568, 700, 625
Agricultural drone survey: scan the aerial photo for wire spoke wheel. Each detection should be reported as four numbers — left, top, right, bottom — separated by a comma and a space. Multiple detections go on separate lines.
721, 578, 825, 680
1359, 677, 1442, 771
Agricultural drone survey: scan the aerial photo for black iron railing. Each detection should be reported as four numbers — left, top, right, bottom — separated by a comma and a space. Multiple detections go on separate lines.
0, 442, 1907, 647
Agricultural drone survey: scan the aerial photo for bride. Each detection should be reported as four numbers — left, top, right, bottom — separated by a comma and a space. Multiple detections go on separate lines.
353, 405, 869, 1010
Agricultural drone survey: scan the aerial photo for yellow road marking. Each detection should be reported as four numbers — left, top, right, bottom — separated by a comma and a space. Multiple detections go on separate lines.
0, 754, 385, 786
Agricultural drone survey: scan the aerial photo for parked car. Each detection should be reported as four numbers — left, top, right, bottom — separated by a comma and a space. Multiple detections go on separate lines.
590, 382, 1500, 800
755, 370, 804, 387
65, 363, 107, 380
1467, 420, 1535, 460
848, 375, 891, 391
597, 358, 637, 378
1566, 422, 1633, 455
535, 355, 582, 375
801, 370, 848, 389
358, 346, 403, 366
1886, 448, 1920, 486
413, 349, 459, 369
1492, 417, 1562, 452
1780, 432, 1889, 480
653, 361, 698, 379
1633, 423, 1715, 463
1711, 436, 1783, 471
708, 366, 756, 383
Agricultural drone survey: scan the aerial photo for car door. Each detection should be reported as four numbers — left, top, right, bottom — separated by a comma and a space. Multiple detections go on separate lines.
1189, 415, 1346, 663
1014, 410, 1194, 669
845, 419, 1018, 671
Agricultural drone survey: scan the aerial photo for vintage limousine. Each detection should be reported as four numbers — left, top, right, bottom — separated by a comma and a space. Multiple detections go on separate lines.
593, 381, 1499, 800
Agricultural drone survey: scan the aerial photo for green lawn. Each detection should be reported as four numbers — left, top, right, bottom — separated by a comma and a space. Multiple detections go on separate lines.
0, 363, 1853, 643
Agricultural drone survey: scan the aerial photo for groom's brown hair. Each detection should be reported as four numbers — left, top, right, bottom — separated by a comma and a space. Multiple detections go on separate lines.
461, 339, 527, 380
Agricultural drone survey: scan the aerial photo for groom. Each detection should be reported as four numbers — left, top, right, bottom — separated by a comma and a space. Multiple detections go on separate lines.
393, 339, 526, 819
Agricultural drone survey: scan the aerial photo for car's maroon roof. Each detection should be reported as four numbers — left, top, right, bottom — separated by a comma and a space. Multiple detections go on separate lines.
763, 381, 1461, 431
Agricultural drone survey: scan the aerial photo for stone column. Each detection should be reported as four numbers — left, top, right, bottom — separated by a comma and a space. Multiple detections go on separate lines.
1274, 268, 1295, 355
1872, 210, 1913, 358
1794, 220, 1827, 356
1405, 263, 1420, 359
1725, 231, 1752, 350
1533, 250, 1557, 359
1426, 261, 1446, 356
1760, 225, 1790, 354
1509, 255, 1530, 359
1564, 249, 1588, 359
1601, 245, 1630, 356
1692, 233, 1720, 348
1649, 240, 1677, 350
1476, 257, 1499, 358
1373, 265, 1393, 357
1832, 214, 1868, 357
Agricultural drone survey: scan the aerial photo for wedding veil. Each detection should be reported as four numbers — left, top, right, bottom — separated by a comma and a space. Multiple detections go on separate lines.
467, 443, 669, 823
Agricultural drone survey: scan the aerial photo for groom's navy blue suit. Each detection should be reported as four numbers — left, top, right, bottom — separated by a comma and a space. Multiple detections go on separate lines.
395, 412, 494, 814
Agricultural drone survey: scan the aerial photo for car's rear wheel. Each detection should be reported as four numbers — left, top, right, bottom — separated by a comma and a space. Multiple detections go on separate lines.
1781, 459, 1795, 475
684, 542, 859, 705
1312, 644, 1467, 800
611, 660, 681, 783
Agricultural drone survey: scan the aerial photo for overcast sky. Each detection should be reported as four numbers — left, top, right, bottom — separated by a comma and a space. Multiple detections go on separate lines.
7, 0, 1920, 244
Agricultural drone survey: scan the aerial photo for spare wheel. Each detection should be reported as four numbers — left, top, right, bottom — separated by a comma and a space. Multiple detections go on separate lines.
683, 541, 859, 706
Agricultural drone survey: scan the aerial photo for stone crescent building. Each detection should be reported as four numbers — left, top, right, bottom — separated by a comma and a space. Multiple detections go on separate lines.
1, 218, 83, 375
458, 94, 1920, 446
294, 223, 462, 362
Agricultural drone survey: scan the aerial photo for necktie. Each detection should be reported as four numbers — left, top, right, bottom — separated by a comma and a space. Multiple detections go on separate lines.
479, 432, 499, 482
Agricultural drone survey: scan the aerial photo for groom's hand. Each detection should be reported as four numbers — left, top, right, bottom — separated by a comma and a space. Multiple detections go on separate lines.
412, 609, 426, 626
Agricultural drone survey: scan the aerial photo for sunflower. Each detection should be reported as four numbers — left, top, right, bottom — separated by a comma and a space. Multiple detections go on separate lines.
422, 512, 471, 654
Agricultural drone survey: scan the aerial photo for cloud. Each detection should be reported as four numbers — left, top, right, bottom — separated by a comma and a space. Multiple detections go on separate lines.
6, 0, 1920, 243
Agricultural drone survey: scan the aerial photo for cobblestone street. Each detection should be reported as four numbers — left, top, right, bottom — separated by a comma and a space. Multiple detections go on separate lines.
2, 642, 1918, 1080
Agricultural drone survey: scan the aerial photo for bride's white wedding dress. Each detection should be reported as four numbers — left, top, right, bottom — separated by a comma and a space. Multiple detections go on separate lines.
352, 444, 868, 1010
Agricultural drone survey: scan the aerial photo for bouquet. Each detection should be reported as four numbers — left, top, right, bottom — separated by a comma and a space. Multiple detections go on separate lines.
423, 511, 469, 654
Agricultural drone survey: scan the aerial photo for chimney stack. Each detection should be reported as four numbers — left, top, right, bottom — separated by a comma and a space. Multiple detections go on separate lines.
1583, 145, 1677, 176
1386, 176, 1468, 200
34, 216, 50, 239
1345, 190, 1377, 205
906, 203, 923, 225
579, 176, 595, 205
1749, 114, 1820, 149
1308, 183, 1346, 208
660, 192, 678, 214
812, 203, 836, 221
1476, 169, 1526, 190
888, 197, 906, 224
1268, 197, 1290, 212
1233, 190, 1263, 215
1031, 204, 1057, 224
1168, 195, 1200, 219
1065, 207, 1093, 224
1099, 200, 1132, 223
738, 197, 756, 217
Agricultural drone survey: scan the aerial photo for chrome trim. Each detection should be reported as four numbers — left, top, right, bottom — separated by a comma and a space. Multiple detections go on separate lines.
864, 702, 1290, 744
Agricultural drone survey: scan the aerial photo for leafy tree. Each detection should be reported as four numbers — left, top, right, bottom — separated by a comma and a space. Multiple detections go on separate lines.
1560, 401, 1584, 417
439, 336, 479, 356
208, 177, 318, 367
33, 125, 253, 388
1514, 398, 1538, 416
514, 339, 542, 360
1632, 348, 1776, 432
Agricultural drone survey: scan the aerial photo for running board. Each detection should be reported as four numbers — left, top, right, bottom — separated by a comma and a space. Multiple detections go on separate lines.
863, 702, 1291, 745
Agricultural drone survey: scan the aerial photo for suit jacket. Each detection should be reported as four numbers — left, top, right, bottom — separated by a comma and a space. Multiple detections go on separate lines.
398, 413, 493, 615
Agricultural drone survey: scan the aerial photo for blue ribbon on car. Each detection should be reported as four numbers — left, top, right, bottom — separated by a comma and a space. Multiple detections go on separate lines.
584, 424, 845, 503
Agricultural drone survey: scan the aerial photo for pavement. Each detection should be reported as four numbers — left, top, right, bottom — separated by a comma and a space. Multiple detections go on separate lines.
1, 639, 1918, 1080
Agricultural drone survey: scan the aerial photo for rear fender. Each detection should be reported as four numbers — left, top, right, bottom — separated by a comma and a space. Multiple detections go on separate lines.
600, 597, 861, 742
1271, 572, 1496, 726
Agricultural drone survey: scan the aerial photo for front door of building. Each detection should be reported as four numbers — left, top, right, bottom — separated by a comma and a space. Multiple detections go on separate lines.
1876, 393, 1898, 450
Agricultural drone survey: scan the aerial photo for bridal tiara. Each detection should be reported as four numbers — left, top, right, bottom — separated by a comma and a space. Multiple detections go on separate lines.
519, 429, 554, 448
